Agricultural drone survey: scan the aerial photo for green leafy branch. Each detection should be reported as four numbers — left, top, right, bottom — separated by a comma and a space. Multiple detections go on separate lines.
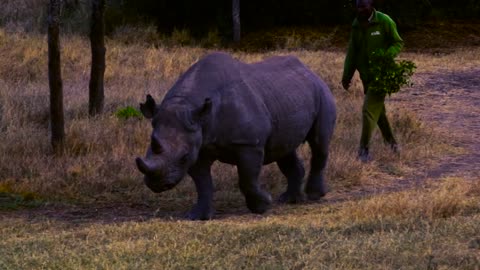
368, 49, 416, 95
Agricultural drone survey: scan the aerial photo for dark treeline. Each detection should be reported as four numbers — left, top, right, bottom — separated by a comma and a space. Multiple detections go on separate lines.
109, 0, 479, 37
115, 0, 352, 36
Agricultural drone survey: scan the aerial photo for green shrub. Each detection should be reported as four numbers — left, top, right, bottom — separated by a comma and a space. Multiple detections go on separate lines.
368, 49, 416, 96
111, 25, 163, 45
0, 182, 42, 210
115, 106, 142, 120
171, 28, 193, 46
200, 28, 222, 48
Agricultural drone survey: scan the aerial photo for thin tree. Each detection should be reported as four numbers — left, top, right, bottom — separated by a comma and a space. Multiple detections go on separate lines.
232, 0, 241, 42
88, 0, 106, 116
48, 0, 65, 151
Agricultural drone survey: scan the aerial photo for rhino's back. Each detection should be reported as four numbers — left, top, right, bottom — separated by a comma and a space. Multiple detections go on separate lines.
241, 56, 332, 160
162, 52, 242, 105
161, 53, 335, 162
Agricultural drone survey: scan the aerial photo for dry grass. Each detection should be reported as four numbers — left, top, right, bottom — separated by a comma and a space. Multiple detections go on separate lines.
0, 27, 454, 204
1, 25, 479, 269
1, 179, 479, 269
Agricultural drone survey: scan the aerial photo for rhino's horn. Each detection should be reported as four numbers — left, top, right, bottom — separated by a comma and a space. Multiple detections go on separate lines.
151, 134, 163, 154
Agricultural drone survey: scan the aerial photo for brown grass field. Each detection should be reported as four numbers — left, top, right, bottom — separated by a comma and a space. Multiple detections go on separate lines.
1, 14, 480, 269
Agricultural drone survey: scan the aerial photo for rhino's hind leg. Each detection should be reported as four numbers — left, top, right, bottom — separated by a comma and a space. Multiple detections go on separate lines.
277, 152, 306, 204
237, 147, 273, 214
305, 123, 334, 201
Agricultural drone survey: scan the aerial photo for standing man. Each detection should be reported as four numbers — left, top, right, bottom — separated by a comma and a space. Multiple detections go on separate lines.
342, 0, 403, 162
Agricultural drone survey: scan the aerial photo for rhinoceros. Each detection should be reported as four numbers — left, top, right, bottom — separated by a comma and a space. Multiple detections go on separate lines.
136, 52, 336, 220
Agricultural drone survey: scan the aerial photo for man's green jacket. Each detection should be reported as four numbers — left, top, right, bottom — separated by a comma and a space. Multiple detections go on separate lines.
342, 10, 403, 84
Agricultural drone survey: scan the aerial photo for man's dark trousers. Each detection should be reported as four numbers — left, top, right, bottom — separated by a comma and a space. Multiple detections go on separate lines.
360, 82, 397, 149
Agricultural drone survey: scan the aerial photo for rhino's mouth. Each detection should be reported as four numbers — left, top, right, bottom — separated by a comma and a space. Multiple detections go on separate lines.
136, 157, 186, 193
144, 176, 177, 193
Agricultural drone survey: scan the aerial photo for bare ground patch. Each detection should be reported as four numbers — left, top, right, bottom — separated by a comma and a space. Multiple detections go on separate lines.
337, 68, 480, 203
392, 68, 480, 180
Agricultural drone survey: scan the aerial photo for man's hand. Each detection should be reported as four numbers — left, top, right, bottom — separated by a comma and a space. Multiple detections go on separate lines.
342, 79, 351, 91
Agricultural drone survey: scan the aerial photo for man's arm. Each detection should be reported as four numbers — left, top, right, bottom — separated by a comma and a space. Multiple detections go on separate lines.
342, 31, 357, 89
385, 17, 403, 57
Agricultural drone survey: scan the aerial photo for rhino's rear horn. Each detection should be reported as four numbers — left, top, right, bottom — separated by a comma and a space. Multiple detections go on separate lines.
151, 134, 163, 154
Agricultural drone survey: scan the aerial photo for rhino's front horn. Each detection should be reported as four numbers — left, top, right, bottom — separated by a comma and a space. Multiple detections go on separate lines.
136, 157, 151, 175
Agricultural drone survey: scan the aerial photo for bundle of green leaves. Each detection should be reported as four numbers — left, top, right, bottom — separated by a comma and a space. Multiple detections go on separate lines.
368, 49, 416, 95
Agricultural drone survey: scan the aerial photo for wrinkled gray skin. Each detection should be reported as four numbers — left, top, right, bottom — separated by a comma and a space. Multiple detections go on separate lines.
136, 52, 336, 220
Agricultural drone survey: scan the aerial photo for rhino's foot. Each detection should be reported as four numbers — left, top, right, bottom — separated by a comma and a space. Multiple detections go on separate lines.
185, 204, 214, 221
278, 191, 306, 204
305, 183, 328, 201
246, 192, 272, 214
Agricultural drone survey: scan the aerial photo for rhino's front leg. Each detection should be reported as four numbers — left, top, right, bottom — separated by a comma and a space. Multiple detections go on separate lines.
236, 147, 272, 214
187, 159, 214, 220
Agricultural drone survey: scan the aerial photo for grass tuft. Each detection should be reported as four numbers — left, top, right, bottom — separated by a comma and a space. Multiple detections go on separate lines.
115, 106, 143, 120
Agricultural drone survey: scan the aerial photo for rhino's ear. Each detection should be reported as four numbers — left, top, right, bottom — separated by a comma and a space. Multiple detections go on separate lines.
140, 94, 156, 119
193, 98, 212, 122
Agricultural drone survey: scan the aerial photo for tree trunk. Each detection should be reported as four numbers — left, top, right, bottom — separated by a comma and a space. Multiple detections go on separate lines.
232, 0, 241, 42
48, 0, 65, 152
89, 0, 106, 116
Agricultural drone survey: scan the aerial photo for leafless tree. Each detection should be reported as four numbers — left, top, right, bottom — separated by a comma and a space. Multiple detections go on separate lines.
88, 0, 106, 116
232, 0, 241, 42
48, 0, 65, 151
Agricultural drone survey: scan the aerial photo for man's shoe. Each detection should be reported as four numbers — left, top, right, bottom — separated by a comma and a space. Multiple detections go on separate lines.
358, 147, 372, 163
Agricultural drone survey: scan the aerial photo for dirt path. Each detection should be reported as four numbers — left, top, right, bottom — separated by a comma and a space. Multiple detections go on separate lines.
394, 69, 480, 180
2, 69, 479, 223
308, 68, 480, 205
